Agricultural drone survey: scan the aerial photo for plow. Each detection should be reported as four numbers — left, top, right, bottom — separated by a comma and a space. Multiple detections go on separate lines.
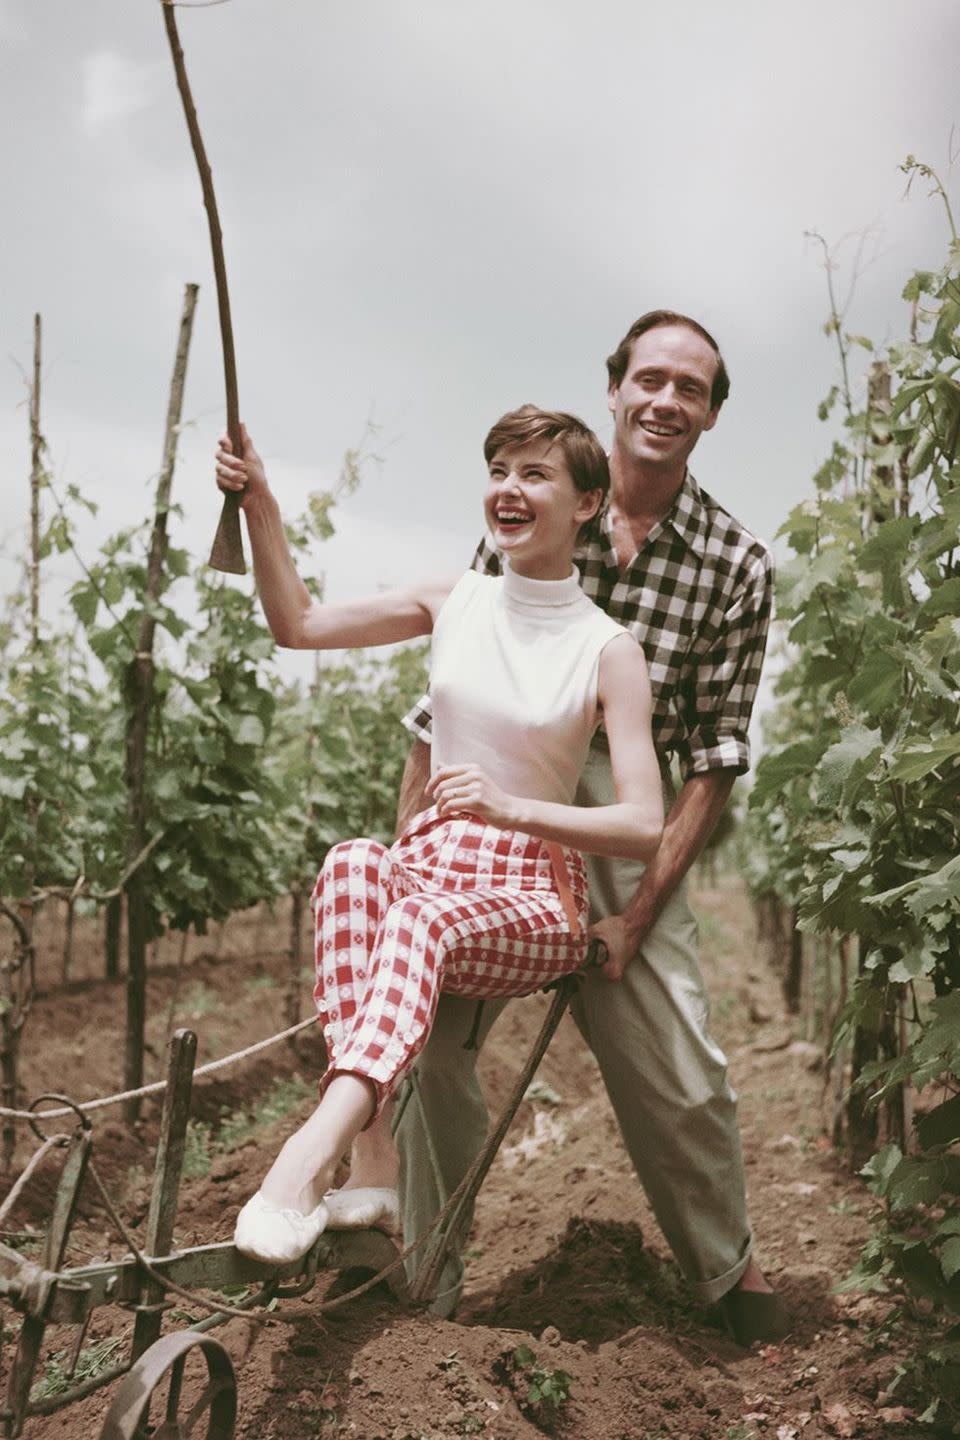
0, 972, 582, 1437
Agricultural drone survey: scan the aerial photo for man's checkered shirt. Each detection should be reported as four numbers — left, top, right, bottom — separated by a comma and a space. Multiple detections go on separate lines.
403, 471, 774, 779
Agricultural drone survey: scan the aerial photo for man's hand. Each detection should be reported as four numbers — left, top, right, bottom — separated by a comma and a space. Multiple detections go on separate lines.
588, 913, 638, 981
618, 770, 736, 952
426, 763, 518, 828
215, 423, 269, 507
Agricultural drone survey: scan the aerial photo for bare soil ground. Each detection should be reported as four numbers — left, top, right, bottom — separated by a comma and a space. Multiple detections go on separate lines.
1, 875, 925, 1439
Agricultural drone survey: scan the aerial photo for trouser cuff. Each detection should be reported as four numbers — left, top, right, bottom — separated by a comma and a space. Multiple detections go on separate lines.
686, 1237, 753, 1306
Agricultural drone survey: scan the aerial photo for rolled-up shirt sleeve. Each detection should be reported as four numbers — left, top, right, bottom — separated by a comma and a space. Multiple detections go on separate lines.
400, 535, 503, 743
677, 547, 774, 778
401, 693, 435, 743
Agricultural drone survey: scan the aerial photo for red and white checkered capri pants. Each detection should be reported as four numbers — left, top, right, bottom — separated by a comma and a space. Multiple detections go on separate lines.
311, 804, 588, 1116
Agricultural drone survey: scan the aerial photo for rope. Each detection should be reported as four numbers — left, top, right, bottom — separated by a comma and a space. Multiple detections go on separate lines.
0, 1134, 70, 1227
0, 1015, 318, 1124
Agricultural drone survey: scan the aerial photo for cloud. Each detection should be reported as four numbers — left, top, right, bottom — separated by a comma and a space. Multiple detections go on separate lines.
80, 49, 159, 139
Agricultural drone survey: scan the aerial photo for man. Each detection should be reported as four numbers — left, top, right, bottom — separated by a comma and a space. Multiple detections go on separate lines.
394, 310, 786, 1345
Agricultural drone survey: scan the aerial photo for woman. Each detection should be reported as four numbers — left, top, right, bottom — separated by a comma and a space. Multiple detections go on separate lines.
214, 405, 663, 1264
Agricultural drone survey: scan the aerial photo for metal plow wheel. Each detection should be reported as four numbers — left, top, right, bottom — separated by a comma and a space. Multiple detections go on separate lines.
98, 1331, 237, 1440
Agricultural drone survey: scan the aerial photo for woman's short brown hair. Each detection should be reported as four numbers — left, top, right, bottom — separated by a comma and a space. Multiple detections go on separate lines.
483, 405, 609, 496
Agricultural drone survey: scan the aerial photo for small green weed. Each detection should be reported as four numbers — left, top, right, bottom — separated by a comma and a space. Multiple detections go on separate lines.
698, 912, 733, 954
180, 982, 219, 1019
0, 1232, 40, 1258
828, 1196, 860, 1216
121, 1162, 148, 1203
244, 974, 278, 994
217, 1074, 313, 1149
30, 1336, 124, 1402
510, 1344, 572, 1421
713, 990, 739, 1018
182, 1118, 213, 1179
214, 1284, 252, 1303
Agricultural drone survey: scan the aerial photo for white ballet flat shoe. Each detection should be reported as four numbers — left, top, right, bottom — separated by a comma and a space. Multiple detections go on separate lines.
233, 1190, 329, 1264
323, 1186, 400, 1233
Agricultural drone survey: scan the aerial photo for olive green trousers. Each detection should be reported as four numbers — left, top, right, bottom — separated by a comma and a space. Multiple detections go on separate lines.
396, 747, 753, 1313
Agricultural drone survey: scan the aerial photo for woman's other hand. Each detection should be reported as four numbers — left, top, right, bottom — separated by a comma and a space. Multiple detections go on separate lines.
587, 913, 637, 981
426, 764, 518, 828
215, 423, 269, 507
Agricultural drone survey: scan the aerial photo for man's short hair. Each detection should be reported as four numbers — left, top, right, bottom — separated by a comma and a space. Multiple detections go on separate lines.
483, 405, 610, 496
605, 310, 731, 410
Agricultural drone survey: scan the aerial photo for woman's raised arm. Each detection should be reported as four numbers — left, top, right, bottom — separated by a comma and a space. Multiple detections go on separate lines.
215, 425, 456, 649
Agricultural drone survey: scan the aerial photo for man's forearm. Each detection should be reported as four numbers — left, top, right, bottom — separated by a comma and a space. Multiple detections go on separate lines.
621, 770, 736, 944
396, 738, 431, 837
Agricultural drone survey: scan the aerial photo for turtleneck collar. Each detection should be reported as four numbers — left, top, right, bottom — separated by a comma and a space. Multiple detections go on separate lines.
502, 561, 582, 607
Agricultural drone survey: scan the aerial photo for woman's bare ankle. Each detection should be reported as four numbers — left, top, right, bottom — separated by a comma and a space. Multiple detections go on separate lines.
258, 1142, 335, 1213
344, 1121, 399, 1191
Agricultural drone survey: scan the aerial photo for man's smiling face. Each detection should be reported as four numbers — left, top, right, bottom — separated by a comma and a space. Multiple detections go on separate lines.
607, 324, 720, 475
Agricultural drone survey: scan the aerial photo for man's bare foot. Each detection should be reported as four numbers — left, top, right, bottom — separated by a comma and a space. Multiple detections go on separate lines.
734, 1254, 774, 1294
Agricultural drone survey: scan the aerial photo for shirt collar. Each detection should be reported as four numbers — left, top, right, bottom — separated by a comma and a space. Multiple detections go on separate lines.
585, 469, 709, 563
667, 471, 709, 558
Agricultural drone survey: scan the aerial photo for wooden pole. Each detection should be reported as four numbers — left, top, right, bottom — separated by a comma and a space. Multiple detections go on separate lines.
784, 904, 803, 1015
104, 893, 122, 980
160, 0, 246, 574
29, 314, 42, 647
123, 283, 199, 1124
1, 316, 47, 1169
23, 315, 44, 926
845, 937, 880, 1165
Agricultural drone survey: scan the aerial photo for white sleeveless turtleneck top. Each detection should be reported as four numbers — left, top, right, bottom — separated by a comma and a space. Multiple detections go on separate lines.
429, 565, 629, 806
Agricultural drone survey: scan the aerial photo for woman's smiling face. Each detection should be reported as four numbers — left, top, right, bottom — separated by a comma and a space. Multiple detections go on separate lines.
483, 441, 602, 579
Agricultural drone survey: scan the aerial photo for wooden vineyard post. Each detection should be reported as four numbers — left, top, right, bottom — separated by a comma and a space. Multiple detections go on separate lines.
131, 1029, 198, 1361
0, 317, 45, 1173
894, 990, 914, 1152
29, 314, 42, 650
24, 314, 43, 942
0, 905, 36, 1175
105, 893, 122, 980
61, 896, 75, 986
845, 936, 881, 1166
881, 992, 909, 1153
123, 284, 199, 1124
784, 904, 803, 1015
830, 934, 850, 1147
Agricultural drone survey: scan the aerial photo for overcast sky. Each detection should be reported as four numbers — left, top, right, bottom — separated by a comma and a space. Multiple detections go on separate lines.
2, 1, 958, 699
